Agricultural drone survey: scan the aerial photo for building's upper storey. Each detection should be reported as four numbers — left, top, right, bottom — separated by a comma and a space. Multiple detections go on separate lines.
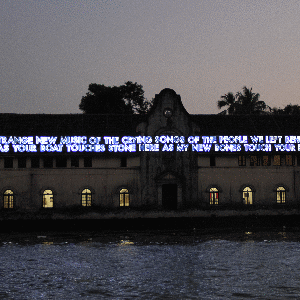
0, 88, 300, 156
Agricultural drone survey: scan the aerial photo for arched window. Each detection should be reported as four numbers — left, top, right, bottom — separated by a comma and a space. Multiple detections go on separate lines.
3, 190, 13, 209
43, 190, 53, 208
277, 187, 286, 204
82, 189, 92, 206
209, 188, 219, 205
120, 189, 130, 207
243, 187, 253, 205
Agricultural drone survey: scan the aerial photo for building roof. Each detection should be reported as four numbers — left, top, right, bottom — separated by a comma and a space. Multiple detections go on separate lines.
0, 114, 146, 136
191, 114, 300, 136
0, 113, 299, 136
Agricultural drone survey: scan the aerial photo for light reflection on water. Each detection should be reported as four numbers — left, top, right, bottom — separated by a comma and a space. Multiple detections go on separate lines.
0, 229, 300, 299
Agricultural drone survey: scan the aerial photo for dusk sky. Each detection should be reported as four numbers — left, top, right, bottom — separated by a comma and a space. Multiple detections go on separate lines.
1, 0, 300, 115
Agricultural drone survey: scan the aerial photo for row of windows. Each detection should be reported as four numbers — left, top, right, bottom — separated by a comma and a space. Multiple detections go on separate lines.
1, 156, 128, 169
209, 155, 297, 167
238, 155, 295, 167
209, 186, 286, 205
1, 154, 298, 169
3, 188, 130, 209
207, 155, 297, 167
2, 186, 287, 209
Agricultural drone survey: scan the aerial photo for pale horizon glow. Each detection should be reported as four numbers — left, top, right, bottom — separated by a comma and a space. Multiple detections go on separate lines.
1, 0, 300, 115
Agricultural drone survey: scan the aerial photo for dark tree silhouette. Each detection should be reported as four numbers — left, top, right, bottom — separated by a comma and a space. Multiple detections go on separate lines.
218, 86, 268, 115
217, 92, 238, 115
79, 81, 152, 114
271, 104, 300, 115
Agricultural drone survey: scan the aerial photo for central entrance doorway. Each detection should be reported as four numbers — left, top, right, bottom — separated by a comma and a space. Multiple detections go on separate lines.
162, 184, 177, 210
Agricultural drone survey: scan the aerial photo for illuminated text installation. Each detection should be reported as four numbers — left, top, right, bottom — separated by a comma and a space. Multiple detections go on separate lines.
0, 135, 299, 153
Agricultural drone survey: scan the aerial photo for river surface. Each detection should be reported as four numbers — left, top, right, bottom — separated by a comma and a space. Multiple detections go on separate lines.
1, 228, 300, 299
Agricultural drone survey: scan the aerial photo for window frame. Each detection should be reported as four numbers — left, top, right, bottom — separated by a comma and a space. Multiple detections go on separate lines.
120, 157, 127, 167
56, 156, 67, 168
18, 156, 27, 168
42, 189, 54, 208
43, 157, 53, 168
250, 156, 260, 166
81, 188, 92, 207
119, 188, 130, 207
238, 155, 246, 166
84, 157, 92, 168
210, 156, 216, 167
31, 156, 40, 168
4, 157, 13, 168
3, 189, 14, 209
276, 186, 286, 204
285, 155, 294, 166
273, 155, 281, 166
209, 187, 219, 205
242, 186, 253, 205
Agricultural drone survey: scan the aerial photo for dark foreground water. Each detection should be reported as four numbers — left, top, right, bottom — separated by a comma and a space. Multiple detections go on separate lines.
1, 228, 300, 299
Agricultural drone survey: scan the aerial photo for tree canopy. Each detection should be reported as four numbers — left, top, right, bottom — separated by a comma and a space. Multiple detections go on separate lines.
271, 104, 300, 115
79, 81, 152, 114
218, 86, 268, 115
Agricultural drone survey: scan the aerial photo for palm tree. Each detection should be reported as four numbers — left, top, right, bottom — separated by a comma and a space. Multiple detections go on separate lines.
217, 86, 268, 115
235, 86, 267, 115
217, 92, 238, 115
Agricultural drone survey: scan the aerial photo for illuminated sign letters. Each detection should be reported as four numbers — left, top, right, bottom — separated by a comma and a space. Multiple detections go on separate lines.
0, 135, 300, 153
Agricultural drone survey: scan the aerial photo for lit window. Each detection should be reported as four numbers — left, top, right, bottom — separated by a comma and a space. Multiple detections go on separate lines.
273, 155, 281, 166
120, 189, 130, 207
262, 156, 271, 166
243, 187, 253, 205
3, 190, 13, 209
238, 155, 246, 166
250, 156, 260, 166
43, 190, 53, 208
286, 155, 294, 166
82, 189, 92, 206
209, 188, 219, 205
277, 187, 286, 204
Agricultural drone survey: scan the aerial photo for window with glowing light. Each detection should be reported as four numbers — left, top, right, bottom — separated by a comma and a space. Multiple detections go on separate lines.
250, 156, 260, 166
81, 188, 92, 206
120, 188, 130, 207
243, 187, 253, 205
238, 155, 246, 166
276, 187, 286, 204
285, 155, 294, 166
273, 155, 281, 166
262, 155, 271, 166
3, 190, 13, 209
209, 188, 219, 205
43, 190, 53, 208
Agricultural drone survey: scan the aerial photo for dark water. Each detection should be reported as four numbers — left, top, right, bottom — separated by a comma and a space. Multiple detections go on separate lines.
1, 229, 300, 299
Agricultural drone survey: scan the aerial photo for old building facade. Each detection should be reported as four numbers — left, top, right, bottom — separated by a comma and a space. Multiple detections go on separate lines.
0, 88, 300, 212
